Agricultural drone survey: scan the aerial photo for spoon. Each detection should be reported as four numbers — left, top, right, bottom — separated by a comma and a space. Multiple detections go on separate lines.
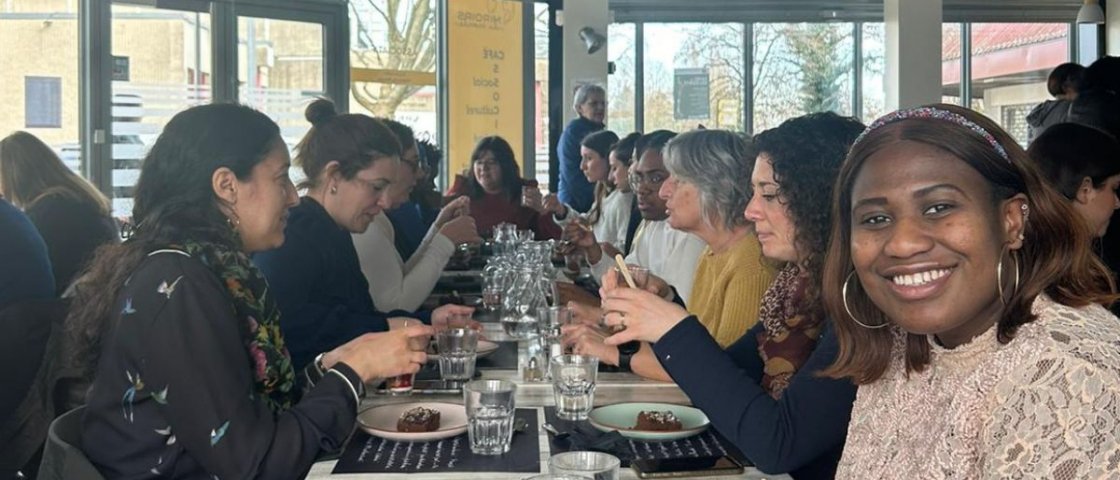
542, 422, 570, 441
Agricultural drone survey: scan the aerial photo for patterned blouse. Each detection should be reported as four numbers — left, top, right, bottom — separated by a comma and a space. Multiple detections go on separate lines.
838, 295, 1120, 479
82, 251, 363, 479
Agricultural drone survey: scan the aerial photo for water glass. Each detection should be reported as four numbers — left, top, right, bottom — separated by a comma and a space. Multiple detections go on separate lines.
524, 475, 592, 480
549, 451, 620, 480
464, 380, 517, 455
550, 355, 598, 421
436, 328, 479, 381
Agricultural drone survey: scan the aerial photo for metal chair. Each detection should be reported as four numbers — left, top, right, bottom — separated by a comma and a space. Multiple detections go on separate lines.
36, 406, 105, 480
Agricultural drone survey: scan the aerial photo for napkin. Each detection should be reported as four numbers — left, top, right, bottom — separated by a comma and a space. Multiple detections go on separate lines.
555, 427, 631, 459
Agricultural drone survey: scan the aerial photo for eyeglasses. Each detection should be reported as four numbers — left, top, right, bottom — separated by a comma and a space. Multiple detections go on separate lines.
628, 171, 668, 187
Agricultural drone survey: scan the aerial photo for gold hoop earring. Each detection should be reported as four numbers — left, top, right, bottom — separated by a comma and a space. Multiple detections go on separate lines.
996, 246, 1020, 306
843, 270, 888, 329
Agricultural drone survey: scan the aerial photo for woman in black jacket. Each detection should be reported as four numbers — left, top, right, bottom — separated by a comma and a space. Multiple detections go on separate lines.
0, 131, 119, 294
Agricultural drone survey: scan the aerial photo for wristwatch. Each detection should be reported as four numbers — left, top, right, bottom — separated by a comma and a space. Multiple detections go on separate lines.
617, 341, 640, 372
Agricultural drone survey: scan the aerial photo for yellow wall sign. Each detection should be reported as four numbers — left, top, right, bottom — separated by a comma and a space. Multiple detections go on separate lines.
446, 0, 523, 180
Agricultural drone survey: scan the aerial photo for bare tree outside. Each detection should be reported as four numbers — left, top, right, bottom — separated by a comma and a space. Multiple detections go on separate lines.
349, 0, 436, 117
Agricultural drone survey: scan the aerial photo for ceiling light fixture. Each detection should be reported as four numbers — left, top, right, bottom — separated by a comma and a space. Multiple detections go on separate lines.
1076, 0, 1105, 24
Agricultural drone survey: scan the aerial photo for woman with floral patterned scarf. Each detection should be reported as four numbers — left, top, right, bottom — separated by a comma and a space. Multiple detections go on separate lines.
68, 103, 432, 479
598, 112, 864, 480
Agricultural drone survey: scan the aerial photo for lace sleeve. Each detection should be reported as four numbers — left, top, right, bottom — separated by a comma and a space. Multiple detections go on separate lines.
981, 355, 1120, 479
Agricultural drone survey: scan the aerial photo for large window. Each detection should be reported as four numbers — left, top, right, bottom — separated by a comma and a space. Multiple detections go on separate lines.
861, 23, 886, 122
607, 23, 636, 135
348, 0, 437, 148
942, 23, 964, 105
1, 1, 81, 174
238, 16, 323, 184
753, 23, 853, 132
110, 3, 211, 218
644, 23, 743, 132
969, 23, 1070, 145
534, 2, 550, 189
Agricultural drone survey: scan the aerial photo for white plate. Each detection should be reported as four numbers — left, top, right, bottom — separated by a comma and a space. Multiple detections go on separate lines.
427, 339, 500, 362
357, 402, 468, 442
587, 402, 710, 441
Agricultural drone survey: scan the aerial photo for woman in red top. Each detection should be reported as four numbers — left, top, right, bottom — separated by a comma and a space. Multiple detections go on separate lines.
447, 136, 561, 239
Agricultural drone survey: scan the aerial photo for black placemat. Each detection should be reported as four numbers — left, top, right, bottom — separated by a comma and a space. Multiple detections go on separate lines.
542, 407, 748, 468
333, 408, 540, 474
476, 340, 518, 370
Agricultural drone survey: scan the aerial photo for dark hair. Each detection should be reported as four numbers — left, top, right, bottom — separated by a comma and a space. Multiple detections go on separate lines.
410, 139, 444, 211
823, 104, 1118, 384
752, 112, 865, 307
581, 130, 620, 224
69, 103, 283, 380
1028, 123, 1120, 199
635, 130, 678, 161
0, 131, 110, 215
1081, 56, 1120, 95
378, 118, 417, 155
295, 99, 401, 190
611, 132, 642, 166
418, 138, 442, 177
581, 130, 619, 160
1047, 62, 1085, 97
466, 136, 522, 202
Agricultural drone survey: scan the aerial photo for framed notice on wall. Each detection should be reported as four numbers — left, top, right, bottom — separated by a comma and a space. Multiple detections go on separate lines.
446, 0, 524, 179
674, 68, 710, 121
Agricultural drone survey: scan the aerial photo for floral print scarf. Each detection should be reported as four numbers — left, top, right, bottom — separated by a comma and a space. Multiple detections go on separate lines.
175, 239, 296, 413
755, 264, 824, 399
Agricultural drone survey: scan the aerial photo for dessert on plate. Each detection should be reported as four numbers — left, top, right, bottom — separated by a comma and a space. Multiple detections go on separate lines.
635, 410, 683, 431
397, 406, 441, 432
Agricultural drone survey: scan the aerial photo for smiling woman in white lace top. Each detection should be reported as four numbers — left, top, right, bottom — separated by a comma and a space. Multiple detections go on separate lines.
821, 104, 1120, 479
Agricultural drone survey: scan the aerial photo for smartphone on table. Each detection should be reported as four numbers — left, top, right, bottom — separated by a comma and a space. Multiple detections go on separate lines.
631, 455, 745, 479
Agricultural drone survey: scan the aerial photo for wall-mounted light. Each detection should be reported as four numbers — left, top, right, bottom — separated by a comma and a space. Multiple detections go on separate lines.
579, 27, 606, 55
1077, 0, 1105, 24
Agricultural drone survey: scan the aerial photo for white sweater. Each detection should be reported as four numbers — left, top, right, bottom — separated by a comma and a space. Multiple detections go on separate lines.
590, 219, 706, 302
352, 213, 455, 311
554, 190, 634, 252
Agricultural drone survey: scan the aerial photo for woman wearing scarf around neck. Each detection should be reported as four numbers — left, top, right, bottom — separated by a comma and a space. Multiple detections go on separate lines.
597, 113, 864, 479
71, 104, 432, 479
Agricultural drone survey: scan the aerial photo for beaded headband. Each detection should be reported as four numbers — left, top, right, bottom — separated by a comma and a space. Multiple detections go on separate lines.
852, 106, 1010, 162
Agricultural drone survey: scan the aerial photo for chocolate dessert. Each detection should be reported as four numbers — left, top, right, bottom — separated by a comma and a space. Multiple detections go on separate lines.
397, 406, 441, 432
635, 410, 683, 431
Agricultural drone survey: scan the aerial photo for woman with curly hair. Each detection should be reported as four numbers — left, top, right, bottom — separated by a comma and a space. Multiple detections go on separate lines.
823, 105, 1120, 479
595, 113, 865, 479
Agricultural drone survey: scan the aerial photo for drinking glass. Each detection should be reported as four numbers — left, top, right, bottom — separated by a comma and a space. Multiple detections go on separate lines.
524, 475, 591, 480
550, 355, 598, 421
615, 264, 649, 290
464, 380, 517, 455
549, 451, 620, 480
386, 319, 422, 395
436, 328, 479, 381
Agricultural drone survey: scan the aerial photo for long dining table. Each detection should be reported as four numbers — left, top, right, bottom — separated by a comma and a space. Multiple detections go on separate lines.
306, 321, 791, 480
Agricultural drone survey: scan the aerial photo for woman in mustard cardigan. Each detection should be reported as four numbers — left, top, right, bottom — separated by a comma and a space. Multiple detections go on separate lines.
563, 129, 777, 381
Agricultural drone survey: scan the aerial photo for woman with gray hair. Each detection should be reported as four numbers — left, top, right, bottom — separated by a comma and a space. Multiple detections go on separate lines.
563, 129, 776, 382
556, 84, 607, 213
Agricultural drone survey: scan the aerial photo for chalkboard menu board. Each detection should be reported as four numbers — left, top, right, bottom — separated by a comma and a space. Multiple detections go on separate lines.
674, 68, 710, 120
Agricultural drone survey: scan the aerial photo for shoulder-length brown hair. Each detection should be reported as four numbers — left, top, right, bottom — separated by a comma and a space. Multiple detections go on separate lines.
0, 131, 110, 215
822, 104, 1118, 384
